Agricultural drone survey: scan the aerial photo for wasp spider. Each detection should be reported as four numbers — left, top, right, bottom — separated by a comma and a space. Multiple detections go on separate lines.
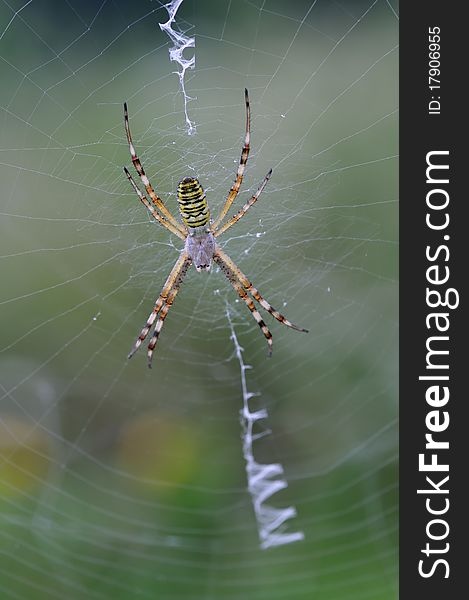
124, 89, 308, 367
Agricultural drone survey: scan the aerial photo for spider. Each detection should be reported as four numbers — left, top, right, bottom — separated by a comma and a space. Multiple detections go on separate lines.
123, 89, 308, 367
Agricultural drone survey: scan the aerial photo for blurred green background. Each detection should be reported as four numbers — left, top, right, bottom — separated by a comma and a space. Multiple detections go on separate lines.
0, 0, 398, 598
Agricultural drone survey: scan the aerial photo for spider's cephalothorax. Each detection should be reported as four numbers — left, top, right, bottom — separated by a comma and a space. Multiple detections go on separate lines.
123, 90, 308, 367
185, 229, 215, 272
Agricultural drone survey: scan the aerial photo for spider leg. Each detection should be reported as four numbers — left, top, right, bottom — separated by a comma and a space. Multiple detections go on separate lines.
124, 168, 187, 240
215, 247, 308, 333
128, 252, 191, 360
211, 89, 251, 232
146, 256, 192, 367
214, 254, 273, 356
213, 168, 272, 238
124, 102, 186, 235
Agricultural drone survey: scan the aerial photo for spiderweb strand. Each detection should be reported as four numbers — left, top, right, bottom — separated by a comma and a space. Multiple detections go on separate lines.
225, 306, 304, 550
159, 0, 196, 135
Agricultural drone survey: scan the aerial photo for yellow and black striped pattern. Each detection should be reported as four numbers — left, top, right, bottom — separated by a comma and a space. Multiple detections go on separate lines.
177, 177, 210, 229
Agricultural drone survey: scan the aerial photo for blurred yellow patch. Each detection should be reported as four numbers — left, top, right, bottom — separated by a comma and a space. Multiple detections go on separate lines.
0, 416, 51, 497
116, 413, 200, 492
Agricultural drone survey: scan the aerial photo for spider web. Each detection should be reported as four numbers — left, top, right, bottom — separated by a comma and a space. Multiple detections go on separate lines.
0, 1, 398, 598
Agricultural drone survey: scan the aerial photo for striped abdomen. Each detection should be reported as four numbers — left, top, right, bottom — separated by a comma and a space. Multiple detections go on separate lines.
177, 177, 210, 229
